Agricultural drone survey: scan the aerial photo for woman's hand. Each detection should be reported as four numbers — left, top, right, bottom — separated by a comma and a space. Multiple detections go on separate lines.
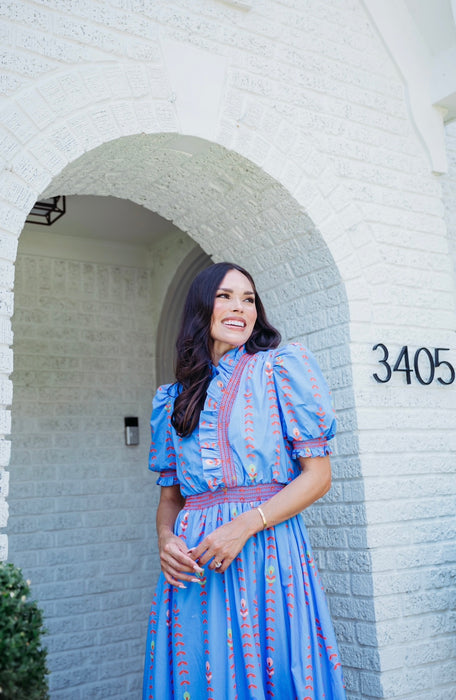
158, 527, 205, 588
189, 509, 261, 574
156, 485, 204, 588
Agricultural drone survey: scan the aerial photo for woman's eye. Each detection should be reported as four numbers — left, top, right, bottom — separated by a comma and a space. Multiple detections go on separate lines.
217, 293, 229, 298
245, 297, 255, 303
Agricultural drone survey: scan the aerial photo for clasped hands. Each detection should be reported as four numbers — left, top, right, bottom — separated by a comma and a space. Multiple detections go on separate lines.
159, 510, 258, 588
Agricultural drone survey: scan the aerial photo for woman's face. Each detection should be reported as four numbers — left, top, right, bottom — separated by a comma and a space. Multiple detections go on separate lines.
210, 268, 257, 364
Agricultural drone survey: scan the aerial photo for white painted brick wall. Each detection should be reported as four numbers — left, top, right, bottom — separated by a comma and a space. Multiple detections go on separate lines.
8, 250, 161, 699
442, 121, 456, 299
0, 1, 455, 698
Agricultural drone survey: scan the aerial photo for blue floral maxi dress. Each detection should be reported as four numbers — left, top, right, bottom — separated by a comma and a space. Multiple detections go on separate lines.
143, 343, 346, 700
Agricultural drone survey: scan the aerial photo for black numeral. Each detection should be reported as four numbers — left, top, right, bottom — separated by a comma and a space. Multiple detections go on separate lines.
434, 348, 455, 385
414, 348, 435, 385
372, 343, 392, 383
393, 346, 413, 385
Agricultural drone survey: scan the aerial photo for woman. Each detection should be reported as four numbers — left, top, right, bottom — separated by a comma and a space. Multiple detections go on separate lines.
143, 262, 346, 699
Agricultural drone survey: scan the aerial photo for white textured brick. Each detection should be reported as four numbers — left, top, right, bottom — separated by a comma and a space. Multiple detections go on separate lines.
10, 152, 51, 192
0, 348, 13, 375
0, 498, 8, 527
0, 533, 7, 560
28, 135, 69, 176
0, 129, 20, 164
0, 262, 14, 289
0, 231, 18, 263
0, 205, 26, 237
0, 379, 12, 406
88, 106, 121, 142
47, 125, 84, 162
0, 468, 9, 497
16, 87, 55, 128
0, 106, 37, 143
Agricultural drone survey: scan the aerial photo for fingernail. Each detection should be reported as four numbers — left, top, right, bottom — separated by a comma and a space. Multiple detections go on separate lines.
193, 564, 204, 574
178, 583, 187, 589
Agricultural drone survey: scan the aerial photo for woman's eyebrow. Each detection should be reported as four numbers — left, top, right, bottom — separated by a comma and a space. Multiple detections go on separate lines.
218, 287, 255, 295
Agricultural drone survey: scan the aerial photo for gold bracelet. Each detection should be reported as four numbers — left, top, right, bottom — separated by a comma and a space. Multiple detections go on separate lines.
256, 506, 267, 530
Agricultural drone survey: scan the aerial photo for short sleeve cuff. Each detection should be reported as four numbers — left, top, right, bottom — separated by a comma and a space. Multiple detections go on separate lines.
156, 469, 179, 487
292, 437, 332, 460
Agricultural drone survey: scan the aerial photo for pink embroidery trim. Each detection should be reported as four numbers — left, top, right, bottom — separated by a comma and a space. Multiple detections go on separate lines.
292, 437, 328, 450
184, 483, 283, 509
217, 353, 251, 488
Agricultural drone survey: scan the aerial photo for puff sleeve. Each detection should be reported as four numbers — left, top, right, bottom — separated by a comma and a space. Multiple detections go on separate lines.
273, 343, 336, 459
148, 384, 179, 486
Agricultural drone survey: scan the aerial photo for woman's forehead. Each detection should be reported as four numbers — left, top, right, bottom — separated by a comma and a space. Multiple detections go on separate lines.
218, 269, 254, 292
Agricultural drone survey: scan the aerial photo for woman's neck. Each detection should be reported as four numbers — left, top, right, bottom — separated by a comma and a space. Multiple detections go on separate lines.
211, 341, 237, 366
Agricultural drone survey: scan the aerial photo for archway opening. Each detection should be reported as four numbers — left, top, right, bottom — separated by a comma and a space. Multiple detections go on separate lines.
7, 134, 366, 698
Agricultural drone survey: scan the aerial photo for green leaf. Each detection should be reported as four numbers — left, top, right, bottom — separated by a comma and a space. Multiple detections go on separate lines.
0, 562, 49, 699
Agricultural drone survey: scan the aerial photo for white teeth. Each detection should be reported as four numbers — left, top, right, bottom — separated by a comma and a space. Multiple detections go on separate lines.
223, 320, 244, 328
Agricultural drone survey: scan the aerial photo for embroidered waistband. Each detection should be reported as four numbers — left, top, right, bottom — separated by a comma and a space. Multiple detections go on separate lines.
184, 483, 284, 510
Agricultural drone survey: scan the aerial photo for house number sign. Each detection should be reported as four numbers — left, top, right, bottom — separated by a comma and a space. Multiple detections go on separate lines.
372, 344, 455, 385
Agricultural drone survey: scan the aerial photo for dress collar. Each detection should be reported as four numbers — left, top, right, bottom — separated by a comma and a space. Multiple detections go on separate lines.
212, 344, 246, 377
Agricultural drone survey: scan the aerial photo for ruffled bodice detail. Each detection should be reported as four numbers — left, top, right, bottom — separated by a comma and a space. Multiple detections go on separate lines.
149, 343, 336, 497
199, 345, 251, 490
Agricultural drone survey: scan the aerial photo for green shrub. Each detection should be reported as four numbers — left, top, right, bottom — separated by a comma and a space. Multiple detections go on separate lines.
0, 562, 49, 700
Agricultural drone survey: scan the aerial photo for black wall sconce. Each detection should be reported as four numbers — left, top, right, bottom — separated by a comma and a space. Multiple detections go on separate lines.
26, 196, 66, 226
124, 417, 139, 446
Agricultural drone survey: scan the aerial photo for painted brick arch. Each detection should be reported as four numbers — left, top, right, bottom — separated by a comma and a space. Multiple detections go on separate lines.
0, 54, 374, 287
2, 66, 376, 693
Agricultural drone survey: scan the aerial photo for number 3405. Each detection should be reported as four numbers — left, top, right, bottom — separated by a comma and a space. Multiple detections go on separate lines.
373, 344, 455, 385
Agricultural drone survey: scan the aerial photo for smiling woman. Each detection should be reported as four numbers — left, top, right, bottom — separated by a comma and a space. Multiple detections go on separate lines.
210, 269, 258, 364
170, 262, 279, 439
143, 262, 346, 699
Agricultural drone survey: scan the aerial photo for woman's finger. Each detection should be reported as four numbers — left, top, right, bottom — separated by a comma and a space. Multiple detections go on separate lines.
215, 557, 232, 574
194, 547, 216, 567
161, 559, 204, 582
163, 568, 205, 586
189, 538, 212, 563
162, 544, 204, 574
164, 571, 189, 588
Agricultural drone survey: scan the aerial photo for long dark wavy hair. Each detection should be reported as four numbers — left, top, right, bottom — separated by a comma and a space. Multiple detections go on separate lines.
171, 262, 281, 437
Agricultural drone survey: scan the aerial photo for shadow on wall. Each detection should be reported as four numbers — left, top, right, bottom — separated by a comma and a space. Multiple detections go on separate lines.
156, 246, 212, 386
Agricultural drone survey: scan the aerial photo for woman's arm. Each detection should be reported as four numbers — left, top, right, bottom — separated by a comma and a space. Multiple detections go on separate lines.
190, 455, 331, 573
251, 454, 331, 528
156, 485, 205, 588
